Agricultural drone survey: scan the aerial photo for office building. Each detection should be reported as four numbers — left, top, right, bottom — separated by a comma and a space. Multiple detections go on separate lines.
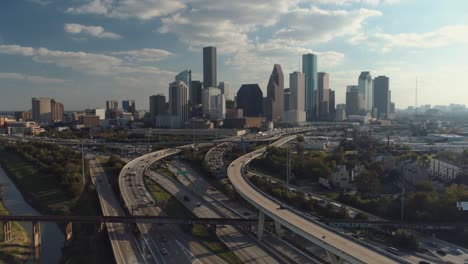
219, 81, 229, 99
14, 111, 32, 122
203, 46, 217, 88
284, 88, 290, 112
373, 76, 390, 119
122, 100, 136, 113
329, 90, 335, 116
236, 84, 263, 117
317, 72, 330, 120
190, 80, 203, 106
265, 64, 284, 122
202, 87, 225, 120
302, 53, 317, 121
149, 94, 167, 119
358, 71, 373, 112
106, 100, 118, 111
285, 72, 306, 123
32, 97, 52, 124
335, 104, 346, 121
51, 99, 64, 122
176, 70, 191, 87
346, 86, 360, 116
85, 109, 105, 120
168, 81, 189, 128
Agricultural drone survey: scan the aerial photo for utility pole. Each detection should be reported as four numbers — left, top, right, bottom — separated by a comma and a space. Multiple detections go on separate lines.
286, 147, 290, 191
81, 142, 85, 185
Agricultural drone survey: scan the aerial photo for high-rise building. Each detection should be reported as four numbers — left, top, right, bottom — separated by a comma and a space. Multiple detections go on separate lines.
176, 70, 191, 99
106, 100, 118, 111
302, 53, 317, 121
358, 71, 373, 112
373, 76, 390, 119
346, 86, 360, 116
32, 97, 52, 124
266, 64, 284, 122
203, 46, 217, 88
202, 87, 225, 120
168, 81, 189, 128
14, 111, 32, 121
122, 100, 136, 113
317, 72, 330, 120
51, 99, 64, 122
236, 84, 263, 117
289, 72, 305, 111
329, 90, 336, 116
219, 81, 229, 99
190, 80, 203, 106
284, 88, 290, 112
149, 94, 167, 118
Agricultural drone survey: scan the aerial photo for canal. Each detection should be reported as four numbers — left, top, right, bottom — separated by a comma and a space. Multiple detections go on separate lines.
0, 167, 63, 263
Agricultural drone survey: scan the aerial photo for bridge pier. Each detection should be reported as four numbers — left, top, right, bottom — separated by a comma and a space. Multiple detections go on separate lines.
32, 221, 41, 248
66, 222, 73, 241
3, 221, 12, 242
32, 221, 41, 264
327, 251, 343, 264
274, 220, 283, 237
257, 211, 265, 241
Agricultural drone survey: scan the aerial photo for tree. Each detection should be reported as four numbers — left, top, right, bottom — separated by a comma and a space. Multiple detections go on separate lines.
393, 230, 418, 251
354, 170, 380, 195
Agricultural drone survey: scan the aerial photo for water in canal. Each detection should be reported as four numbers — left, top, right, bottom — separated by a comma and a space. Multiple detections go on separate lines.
0, 167, 63, 264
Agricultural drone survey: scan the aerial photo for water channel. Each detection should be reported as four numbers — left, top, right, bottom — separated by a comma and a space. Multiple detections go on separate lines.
0, 166, 63, 263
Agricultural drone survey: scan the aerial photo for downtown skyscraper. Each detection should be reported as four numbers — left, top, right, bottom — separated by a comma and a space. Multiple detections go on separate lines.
358, 71, 373, 112
266, 64, 284, 122
168, 80, 189, 128
373, 76, 390, 119
302, 53, 317, 121
203, 46, 217, 88
317, 72, 330, 120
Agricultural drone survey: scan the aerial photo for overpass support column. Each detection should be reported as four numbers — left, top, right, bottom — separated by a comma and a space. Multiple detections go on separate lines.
3, 221, 12, 242
274, 221, 283, 237
257, 210, 265, 241
65, 222, 73, 241
32, 221, 41, 248
32, 221, 41, 264
327, 251, 343, 264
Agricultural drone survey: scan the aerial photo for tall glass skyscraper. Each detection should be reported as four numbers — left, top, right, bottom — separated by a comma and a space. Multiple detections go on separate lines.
203, 46, 217, 88
266, 64, 284, 122
302, 53, 317, 121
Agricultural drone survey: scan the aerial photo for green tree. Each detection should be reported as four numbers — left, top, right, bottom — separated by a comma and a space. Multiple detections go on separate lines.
393, 230, 418, 251
354, 170, 380, 194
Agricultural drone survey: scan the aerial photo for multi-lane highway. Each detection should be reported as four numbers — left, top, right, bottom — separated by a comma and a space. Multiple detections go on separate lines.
89, 158, 144, 264
227, 136, 405, 264
119, 148, 227, 264
146, 166, 283, 264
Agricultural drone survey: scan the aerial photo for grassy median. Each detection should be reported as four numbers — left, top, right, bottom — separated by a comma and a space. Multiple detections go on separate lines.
146, 178, 242, 264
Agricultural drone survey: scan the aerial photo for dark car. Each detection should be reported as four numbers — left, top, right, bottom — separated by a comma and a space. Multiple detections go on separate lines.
436, 249, 447, 256
183, 195, 190, 202
425, 241, 438, 248
418, 261, 431, 264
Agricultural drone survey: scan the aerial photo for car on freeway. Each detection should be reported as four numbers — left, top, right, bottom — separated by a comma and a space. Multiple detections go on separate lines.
196, 202, 201, 207
183, 195, 190, 202
450, 248, 463, 255
436, 249, 447, 256
161, 235, 167, 243
161, 248, 168, 255
425, 241, 438, 248
418, 261, 430, 264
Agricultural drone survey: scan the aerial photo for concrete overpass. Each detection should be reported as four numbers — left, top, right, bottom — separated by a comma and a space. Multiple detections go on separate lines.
227, 136, 407, 264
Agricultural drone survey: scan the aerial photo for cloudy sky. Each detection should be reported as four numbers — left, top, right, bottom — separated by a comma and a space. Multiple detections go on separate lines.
0, 0, 467, 111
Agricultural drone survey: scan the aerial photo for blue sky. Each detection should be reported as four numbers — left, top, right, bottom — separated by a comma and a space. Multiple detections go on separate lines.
1, 0, 468, 111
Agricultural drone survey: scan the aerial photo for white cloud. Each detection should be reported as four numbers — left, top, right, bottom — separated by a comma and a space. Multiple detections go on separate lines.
66, 0, 186, 20
26, 0, 52, 6
111, 48, 172, 62
312, 0, 400, 6
0, 72, 67, 84
349, 25, 468, 52
0, 45, 35, 56
274, 7, 382, 44
64, 23, 123, 39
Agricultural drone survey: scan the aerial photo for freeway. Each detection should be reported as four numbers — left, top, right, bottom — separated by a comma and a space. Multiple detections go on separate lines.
89, 158, 145, 264
146, 167, 283, 264
227, 136, 405, 264
119, 148, 227, 264
166, 160, 323, 264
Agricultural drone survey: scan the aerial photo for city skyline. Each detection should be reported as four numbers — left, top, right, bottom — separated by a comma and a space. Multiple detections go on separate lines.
1, 1, 468, 111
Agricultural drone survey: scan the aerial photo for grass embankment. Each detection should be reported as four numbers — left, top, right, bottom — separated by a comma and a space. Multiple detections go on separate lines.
0, 145, 114, 264
0, 200, 31, 264
146, 178, 242, 264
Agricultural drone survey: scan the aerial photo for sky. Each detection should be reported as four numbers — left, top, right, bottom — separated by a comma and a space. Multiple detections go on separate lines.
0, 0, 468, 111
